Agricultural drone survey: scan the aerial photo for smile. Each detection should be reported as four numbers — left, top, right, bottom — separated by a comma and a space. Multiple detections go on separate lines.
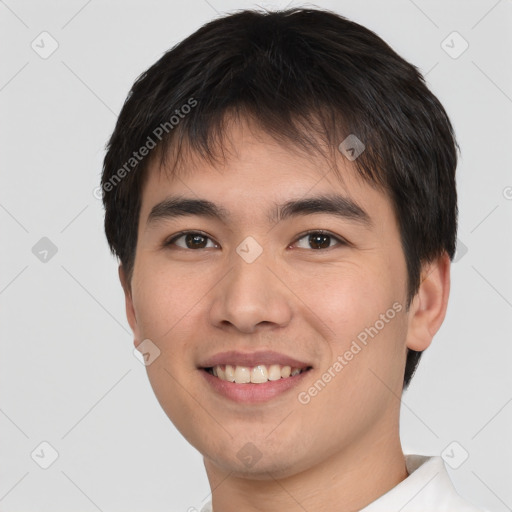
206, 364, 311, 384
201, 365, 313, 404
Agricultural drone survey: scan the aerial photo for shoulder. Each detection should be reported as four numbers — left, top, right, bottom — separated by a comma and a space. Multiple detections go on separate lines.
361, 455, 489, 512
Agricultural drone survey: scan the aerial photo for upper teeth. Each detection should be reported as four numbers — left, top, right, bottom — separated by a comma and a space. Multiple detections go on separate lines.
211, 364, 305, 384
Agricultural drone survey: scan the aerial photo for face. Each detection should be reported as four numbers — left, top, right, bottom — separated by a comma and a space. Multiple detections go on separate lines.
122, 120, 415, 479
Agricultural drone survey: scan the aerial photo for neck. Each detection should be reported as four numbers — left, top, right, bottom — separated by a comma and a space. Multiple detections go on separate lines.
203, 426, 408, 512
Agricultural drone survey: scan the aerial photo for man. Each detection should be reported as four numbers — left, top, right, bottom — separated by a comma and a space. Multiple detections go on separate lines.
101, 8, 486, 512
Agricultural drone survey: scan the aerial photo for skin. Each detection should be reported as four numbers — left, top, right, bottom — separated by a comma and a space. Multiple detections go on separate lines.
120, 118, 451, 512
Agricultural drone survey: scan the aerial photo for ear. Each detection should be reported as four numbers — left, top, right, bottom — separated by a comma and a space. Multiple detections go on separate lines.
406, 252, 451, 351
118, 264, 139, 348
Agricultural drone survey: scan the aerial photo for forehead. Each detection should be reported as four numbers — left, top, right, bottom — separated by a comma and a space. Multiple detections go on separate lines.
139, 119, 391, 227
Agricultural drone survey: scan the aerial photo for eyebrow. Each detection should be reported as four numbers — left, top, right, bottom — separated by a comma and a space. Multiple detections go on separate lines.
146, 194, 372, 228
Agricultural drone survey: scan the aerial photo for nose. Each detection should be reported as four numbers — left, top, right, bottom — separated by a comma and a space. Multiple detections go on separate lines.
208, 250, 293, 334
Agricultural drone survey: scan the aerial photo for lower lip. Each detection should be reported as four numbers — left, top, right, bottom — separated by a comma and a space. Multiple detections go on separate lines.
200, 368, 312, 403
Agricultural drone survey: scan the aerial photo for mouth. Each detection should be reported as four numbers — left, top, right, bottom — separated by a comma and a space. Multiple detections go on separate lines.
199, 351, 314, 403
201, 365, 313, 403
203, 364, 312, 384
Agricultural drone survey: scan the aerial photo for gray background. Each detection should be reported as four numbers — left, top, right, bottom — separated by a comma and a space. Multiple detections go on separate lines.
1, 0, 511, 511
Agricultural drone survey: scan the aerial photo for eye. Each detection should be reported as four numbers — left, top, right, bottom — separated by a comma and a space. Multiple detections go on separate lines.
292, 230, 347, 250
165, 231, 218, 250
164, 229, 347, 251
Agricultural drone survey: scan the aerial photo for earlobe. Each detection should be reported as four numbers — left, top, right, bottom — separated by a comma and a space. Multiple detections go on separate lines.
406, 252, 451, 352
118, 265, 139, 345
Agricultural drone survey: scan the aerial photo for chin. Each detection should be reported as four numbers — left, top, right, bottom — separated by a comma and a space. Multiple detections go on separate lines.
203, 444, 310, 481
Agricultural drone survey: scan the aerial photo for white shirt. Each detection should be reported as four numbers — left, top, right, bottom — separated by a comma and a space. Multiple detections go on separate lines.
200, 454, 488, 512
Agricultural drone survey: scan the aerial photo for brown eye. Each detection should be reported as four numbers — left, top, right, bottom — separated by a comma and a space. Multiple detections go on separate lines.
166, 231, 217, 249
293, 231, 345, 250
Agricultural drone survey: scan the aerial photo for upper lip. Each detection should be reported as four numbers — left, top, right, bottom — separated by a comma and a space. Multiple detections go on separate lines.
200, 350, 312, 369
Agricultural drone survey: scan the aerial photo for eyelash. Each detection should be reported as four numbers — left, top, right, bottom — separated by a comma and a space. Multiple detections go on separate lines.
163, 230, 348, 251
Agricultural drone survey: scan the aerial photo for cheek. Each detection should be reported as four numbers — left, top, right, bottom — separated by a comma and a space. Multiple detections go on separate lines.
299, 303, 408, 432
131, 257, 208, 339
297, 260, 408, 389
130, 262, 209, 434
292, 259, 404, 335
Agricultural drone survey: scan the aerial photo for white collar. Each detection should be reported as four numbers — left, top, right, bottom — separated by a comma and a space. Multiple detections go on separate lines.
361, 454, 485, 511
201, 454, 485, 512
